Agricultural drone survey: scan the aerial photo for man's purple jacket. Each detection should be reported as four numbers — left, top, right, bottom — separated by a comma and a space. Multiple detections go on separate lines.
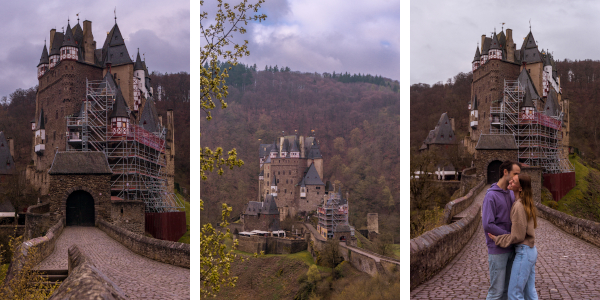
482, 183, 515, 254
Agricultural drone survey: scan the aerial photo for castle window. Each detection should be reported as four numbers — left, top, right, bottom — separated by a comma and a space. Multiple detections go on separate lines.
284, 189, 287, 193
278, 171, 280, 175
289, 171, 291, 175
56, 110, 58, 119
67, 50, 70, 54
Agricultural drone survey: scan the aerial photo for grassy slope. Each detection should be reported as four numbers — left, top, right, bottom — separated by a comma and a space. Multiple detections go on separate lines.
177, 193, 190, 244
542, 155, 600, 222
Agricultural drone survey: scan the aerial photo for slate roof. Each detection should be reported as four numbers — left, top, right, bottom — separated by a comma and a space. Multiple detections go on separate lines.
38, 44, 49, 67
490, 32, 501, 50
271, 174, 277, 186
0, 132, 15, 175
520, 31, 542, 64
259, 144, 272, 158
473, 46, 481, 62
301, 163, 324, 185
428, 113, 456, 144
475, 134, 518, 150
37, 109, 45, 130
307, 144, 322, 159
49, 32, 64, 56
522, 85, 535, 108
335, 224, 351, 233
48, 152, 112, 175
62, 23, 77, 47
262, 194, 279, 214
110, 87, 129, 118
244, 201, 262, 216
134, 49, 144, 71
72, 23, 84, 46
290, 139, 299, 152
517, 68, 541, 101
481, 37, 491, 54
139, 98, 160, 132
545, 90, 560, 117
102, 24, 132, 67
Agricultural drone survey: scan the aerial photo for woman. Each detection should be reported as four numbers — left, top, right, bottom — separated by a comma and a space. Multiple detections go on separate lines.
488, 173, 538, 300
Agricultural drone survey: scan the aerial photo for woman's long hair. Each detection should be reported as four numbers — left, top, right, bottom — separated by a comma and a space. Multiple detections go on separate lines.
518, 174, 537, 229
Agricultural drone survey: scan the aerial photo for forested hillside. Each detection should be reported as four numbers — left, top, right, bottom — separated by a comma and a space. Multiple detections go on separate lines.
201, 68, 400, 239
0, 72, 190, 191
411, 60, 600, 161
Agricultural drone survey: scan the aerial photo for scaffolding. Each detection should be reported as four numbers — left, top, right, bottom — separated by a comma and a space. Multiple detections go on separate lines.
489, 80, 574, 174
66, 78, 184, 212
316, 192, 349, 239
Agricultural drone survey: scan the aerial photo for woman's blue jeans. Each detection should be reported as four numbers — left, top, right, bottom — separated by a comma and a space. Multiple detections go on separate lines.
508, 244, 538, 300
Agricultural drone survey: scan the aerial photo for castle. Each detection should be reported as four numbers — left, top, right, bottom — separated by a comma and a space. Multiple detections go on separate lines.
23, 16, 185, 240
256, 134, 327, 220
463, 26, 575, 197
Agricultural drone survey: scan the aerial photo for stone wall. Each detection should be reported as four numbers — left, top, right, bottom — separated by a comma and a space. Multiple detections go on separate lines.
442, 180, 485, 224
459, 168, 478, 196
48, 245, 127, 300
109, 200, 145, 234
536, 203, 600, 249
5, 218, 64, 284
235, 235, 307, 254
24, 211, 53, 241
98, 219, 189, 268
410, 194, 483, 290
521, 166, 542, 203
474, 149, 518, 182
339, 243, 399, 277
243, 213, 280, 232
47, 175, 111, 224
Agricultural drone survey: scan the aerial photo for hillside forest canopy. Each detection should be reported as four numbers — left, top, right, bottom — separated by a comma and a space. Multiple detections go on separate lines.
200, 65, 400, 241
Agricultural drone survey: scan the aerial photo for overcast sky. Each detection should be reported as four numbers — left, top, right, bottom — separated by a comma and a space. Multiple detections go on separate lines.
411, 0, 600, 85
202, 0, 399, 81
0, 0, 189, 101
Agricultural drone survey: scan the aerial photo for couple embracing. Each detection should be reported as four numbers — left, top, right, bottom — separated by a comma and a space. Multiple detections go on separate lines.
483, 160, 538, 300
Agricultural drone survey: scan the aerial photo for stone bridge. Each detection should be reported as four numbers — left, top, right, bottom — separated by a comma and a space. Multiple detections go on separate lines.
411, 184, 600, 299
36, 226, 190, 299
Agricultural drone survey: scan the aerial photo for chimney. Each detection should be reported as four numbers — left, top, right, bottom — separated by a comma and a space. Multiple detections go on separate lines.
158, 114, 163, 127
7, 138, 14, 159
506, 28, 514, 63
83, 20, 95, 64
481, 35, 486, 52
50, 29, 56, 49
450, 118, 455, 132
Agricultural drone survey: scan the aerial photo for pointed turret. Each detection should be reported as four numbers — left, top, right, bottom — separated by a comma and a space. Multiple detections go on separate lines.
472, 46, 481, 71
110, 87, 130, 136
37, 109, 45, 130
520, 31, 542, 64
134, 49, 144, 71
37, 43, 50, 78
472, 95, 478, 110
489, 31, 502, 60
60, 22, 79, 61
102, 23, 132, 67
34, 109, 46, 155
270, 173, 278, 196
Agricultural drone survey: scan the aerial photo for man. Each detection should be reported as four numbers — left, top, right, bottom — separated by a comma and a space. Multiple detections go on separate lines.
482, 160, 521, 299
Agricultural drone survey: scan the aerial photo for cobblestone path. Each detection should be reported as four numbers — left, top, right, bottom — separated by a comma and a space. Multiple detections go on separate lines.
411, 217, 600, 299
37, 227, 189, 299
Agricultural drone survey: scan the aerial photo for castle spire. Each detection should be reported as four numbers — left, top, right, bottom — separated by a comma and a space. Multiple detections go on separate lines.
134, 48, 144, 71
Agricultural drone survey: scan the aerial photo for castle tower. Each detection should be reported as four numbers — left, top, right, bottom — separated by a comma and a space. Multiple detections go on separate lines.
472, 46, 480, 72
110, 87, 130, 136
37, 43, 49, 79
480, 34, 489, 64
48, 30, 63, 69
271, 174, 278, 197
60, 21, 79, 62
133, 49, 146, 111
34, 109, 45, 155
489, 32, 502, 60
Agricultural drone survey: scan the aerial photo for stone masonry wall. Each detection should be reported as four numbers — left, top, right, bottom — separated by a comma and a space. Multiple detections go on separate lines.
109, 200, 145, 234
474, 149, 518, 182
47, 174, 111, 224
98, 219, 189, 268
243, 214, 280, 232
536, 203, 600, 250
235, 235, 307, 254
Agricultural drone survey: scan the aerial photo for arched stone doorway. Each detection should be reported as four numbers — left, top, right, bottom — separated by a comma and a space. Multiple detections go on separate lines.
487, 160, 503, 184
66, 190, 95, 226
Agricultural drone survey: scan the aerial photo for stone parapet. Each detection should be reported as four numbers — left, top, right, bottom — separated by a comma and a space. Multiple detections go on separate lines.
536, 203, 600, 248
235, 235, 307, 254
443, 180, 485, 224
97, 219, 189, 268
48, 245, 127, 300
410, 195, 482, 290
